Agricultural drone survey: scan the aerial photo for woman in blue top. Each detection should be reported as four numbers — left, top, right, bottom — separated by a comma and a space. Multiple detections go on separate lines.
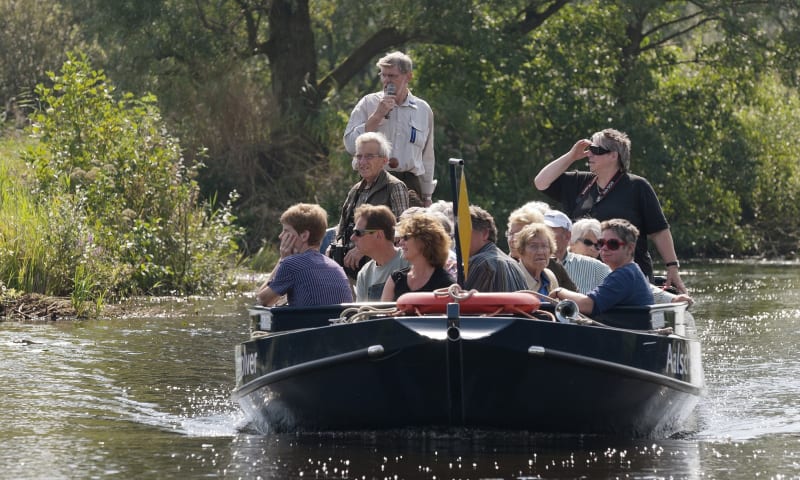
514, 223, 559, 298
550, 218, 653, 316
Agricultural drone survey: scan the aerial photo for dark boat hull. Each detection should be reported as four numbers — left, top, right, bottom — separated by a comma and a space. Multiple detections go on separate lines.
233, 305, 703, 437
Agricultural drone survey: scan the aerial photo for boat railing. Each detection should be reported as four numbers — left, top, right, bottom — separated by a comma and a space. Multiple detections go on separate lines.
249, 302, 395, 333
593, 301, 691, 335
249, 300, 692, 336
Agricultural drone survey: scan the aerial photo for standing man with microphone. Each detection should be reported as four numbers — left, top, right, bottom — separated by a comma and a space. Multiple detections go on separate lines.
344, 51, 436, 206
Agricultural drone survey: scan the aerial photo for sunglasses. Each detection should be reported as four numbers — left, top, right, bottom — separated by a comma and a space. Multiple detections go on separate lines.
588, 144, 612, 155
596, 238, 627, 250
577, 237, 599, 249
352, 228, 380, 237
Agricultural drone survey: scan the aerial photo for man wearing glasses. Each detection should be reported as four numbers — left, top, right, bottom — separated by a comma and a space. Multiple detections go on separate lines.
350, 204, 409, 301
343, 51, 436, 206
330, 132, 409, 279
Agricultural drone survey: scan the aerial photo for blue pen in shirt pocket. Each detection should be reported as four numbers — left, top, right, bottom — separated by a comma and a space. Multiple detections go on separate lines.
410, 126, 417, 144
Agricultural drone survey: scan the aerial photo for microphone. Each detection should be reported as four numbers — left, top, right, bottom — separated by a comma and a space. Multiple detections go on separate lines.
384, 83, 396, 119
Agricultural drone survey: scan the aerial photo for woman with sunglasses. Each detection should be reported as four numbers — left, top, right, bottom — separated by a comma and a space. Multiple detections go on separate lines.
533, 128, 686, 294
381, 213, 455, 301
570, 218, 603, 259
550, 219, 654, 315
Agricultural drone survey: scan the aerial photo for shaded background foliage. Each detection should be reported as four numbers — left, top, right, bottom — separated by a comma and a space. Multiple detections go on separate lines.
3, 0, 800, 269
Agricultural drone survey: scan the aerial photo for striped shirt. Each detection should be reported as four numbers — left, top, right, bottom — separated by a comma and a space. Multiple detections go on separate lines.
268, 250, 353, 306
562, 251, 611, 294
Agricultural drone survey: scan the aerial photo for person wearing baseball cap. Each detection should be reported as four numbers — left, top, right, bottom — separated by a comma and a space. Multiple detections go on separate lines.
545, 209, 611, 295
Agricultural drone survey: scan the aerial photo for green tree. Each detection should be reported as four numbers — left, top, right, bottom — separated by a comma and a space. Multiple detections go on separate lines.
45, 0, 800, 259
25, 53, 242, 300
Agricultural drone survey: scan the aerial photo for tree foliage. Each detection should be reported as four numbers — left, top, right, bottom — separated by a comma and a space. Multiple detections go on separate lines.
5, 0, 800, 263
23, 53, 242, 301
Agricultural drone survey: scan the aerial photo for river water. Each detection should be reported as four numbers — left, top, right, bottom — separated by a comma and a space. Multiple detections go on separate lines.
0, 262, 798, 479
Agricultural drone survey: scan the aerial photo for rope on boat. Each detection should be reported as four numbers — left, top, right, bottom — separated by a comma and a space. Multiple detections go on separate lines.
333, 305, 399, 324
433, 284, 478, 301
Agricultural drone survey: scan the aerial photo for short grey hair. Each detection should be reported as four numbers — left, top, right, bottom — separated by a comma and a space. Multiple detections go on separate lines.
377, 51, 413, 74
593, 128, 631, 172
355, 131, 392, 158
571, 218, 602, 242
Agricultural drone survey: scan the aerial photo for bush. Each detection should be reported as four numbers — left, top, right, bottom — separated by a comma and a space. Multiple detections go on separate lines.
13, 52, 242, 310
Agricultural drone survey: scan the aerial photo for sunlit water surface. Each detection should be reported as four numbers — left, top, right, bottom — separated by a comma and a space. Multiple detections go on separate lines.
0, 262, 798, 479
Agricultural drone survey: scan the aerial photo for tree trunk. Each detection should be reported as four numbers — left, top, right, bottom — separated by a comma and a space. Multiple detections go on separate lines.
266, 0, 319, 119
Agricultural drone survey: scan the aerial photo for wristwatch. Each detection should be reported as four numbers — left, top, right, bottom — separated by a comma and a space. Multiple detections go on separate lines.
665, 261, 680, 268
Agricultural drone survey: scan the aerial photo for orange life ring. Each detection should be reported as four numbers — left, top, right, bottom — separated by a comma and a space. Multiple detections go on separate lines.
396, 290, 541, 315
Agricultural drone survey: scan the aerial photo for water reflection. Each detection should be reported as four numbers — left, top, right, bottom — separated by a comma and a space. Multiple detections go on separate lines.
0, 262, 799, 479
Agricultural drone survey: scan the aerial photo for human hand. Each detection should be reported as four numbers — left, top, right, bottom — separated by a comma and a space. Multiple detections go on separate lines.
664, 268, 688, 295
380, 86, 397, 117
344, 246, 365, 270
670, 293, 694, 306
278, 230, 298, 258
570, 138, 593, 161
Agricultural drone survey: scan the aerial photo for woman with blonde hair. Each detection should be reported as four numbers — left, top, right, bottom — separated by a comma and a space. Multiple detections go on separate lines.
514, 223, 559, 296
381, 213, 455, 300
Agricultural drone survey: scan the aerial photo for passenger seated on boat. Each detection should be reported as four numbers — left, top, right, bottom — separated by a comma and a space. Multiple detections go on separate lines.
400, 205, 458, 278
513, 223, 559, 297
256, 203, 353, 307
570, 218, 603, 259
352, 204, 409, 301
550, 219, 653, 315
381, 212, 455, 300
505, 202, 577, 291
545, 210, 611, 295
464, 205, 528, 293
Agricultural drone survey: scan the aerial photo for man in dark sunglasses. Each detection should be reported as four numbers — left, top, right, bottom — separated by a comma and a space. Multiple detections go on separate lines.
534, 128, 687, 294
350, 204, 409, 301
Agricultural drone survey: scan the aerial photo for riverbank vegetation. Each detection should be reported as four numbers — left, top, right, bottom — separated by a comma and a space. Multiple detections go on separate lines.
3, 1, 800, 312
1, 55, 242, 316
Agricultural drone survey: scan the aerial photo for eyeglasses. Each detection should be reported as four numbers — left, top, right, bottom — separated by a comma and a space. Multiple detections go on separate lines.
595, 238, 627, 250
525, 242, 551, 252
353, 153, 382, 161
352, 228, 380, 237
397, 234, 414, 242
577, 237, 599, 249
588, 145, 612, 155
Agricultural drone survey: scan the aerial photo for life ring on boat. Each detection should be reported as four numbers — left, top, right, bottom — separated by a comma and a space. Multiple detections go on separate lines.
396, 287, 540, 316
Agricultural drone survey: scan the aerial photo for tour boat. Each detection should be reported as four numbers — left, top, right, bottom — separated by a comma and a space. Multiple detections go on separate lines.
232, 288, 704, 437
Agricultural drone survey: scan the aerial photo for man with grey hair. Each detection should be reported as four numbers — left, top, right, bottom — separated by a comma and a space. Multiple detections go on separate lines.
343, 51, 436, 205
330, 132, 409, 279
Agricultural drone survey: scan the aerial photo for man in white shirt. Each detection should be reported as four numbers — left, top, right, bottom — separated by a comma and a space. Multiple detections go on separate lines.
352, 204, 409, 301
343, 51, 436, 205
544, 210, 610, 294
